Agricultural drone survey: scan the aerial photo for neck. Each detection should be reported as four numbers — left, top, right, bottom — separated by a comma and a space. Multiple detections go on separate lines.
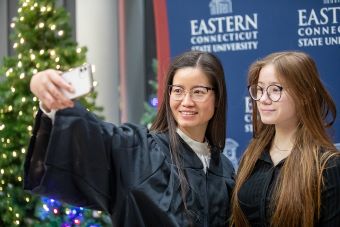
178, 127, 206, 142
273, 126, 297, 151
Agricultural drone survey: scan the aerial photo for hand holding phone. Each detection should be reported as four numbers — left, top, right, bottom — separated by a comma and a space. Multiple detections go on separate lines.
61, 64, 94, 99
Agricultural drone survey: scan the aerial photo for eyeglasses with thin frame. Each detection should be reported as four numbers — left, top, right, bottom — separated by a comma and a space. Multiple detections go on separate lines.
169, 85, 215, 102
248, 84, 284, 102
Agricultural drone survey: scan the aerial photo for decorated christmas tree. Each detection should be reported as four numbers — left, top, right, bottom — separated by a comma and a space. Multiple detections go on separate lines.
0, 0, 109, 226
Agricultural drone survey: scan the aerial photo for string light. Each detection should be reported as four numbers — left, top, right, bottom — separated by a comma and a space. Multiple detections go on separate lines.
76, 47, 82, 53
20, 73, 25, 79
18, 8, 22, 13
17, 61, 22, 67
50, 24, 56, 30
39, 49, 45, 55
40, 6, 46, 12
50, 49, 56, 56
43, 204, 49, 212
38, 22, 45, 28
30, 53, 36, 60
0, 169, 4, 174
65, 208, 71, 215
55, 57, 60, 62
6, 68, 13, 77
27, 125, 32, 131
19, 111, 23, 116
19, 16, 24, 21
21, 148, 26, 154
13, 43, 18, 49
18, 53, 22, 59
12, 151, 17, 157
17, 176, 22, 182
22, 97, 26, 103
0, 124, 5, 131
58, 30, 64, 36
20, 38, 25, 44
25, 197, 30, 202
10, 23, 15, 28
11, 87, 16, 93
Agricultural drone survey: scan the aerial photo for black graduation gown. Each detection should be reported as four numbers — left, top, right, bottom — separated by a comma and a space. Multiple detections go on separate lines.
24, 103, 235, 227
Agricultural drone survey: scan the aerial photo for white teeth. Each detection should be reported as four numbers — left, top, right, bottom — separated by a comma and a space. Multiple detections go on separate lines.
180, 111, 196, 115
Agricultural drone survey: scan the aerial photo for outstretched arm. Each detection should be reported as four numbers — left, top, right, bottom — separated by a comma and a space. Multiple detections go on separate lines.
30, 69, 74, 111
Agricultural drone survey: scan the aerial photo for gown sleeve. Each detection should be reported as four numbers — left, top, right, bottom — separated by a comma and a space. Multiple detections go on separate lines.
24, 102, 165, 213
318, 156, 340, 226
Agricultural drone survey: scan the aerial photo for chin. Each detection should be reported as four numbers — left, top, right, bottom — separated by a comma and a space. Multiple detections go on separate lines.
260, 118, 277, 125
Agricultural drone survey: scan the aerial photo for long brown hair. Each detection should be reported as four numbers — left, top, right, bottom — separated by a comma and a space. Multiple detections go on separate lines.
151, 50, 227, 209
232, 51, 338, 227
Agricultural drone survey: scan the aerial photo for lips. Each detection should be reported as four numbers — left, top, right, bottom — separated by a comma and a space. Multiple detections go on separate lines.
179, 111, 197, 115
260, 109, 275, 113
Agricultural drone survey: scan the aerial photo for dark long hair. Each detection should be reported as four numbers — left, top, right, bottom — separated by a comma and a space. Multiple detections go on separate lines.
232, 51, 338, 227
151, 50, 227, 210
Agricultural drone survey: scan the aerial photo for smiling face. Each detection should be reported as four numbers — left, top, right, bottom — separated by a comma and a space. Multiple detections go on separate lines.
257, 64, 298, 130
170, 67, 216, 141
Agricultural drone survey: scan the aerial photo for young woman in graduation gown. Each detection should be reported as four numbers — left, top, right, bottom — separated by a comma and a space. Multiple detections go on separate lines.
24, 51, 235, 226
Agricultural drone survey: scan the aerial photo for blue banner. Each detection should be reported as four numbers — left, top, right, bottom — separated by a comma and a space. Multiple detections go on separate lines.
163, 0, 340, 168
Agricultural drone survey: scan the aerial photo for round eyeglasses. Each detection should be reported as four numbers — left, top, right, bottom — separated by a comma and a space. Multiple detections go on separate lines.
248, 84, 283, 102
169, 85, 214, 102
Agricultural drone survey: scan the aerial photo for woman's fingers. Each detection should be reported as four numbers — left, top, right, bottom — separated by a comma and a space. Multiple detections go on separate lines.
30, 69, 75, 110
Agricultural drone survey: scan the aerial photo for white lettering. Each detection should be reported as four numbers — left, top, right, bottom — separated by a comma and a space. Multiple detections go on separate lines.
191, 20, 199, 35
244, 124, 253, 133
298, 7, 340, 26
325, 36, 340, 45
190, 14, 258, 36
298, 37, 323, 47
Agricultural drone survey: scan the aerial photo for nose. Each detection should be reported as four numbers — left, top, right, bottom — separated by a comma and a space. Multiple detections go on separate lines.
181, 92, 195, 106
259, 90, 271, 104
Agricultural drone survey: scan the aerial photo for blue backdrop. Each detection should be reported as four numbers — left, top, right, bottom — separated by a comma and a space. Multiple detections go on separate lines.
164, 0, 340, 168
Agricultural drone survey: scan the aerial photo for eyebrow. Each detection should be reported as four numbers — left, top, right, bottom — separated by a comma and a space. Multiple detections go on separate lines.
257, 81, 282, 86
171, 84, 211, 88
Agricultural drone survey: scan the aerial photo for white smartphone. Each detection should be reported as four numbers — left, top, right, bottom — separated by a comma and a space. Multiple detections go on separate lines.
61, 64, 94, 99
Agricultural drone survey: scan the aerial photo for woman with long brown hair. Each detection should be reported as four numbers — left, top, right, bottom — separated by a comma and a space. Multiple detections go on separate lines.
232, 51, 340, 227
24, 50, 235, 226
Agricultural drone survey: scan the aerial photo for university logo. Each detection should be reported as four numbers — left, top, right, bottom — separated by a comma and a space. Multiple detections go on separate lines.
209, 0, 232, 15
323, 0, 340, 4
223, 138, 239, 170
